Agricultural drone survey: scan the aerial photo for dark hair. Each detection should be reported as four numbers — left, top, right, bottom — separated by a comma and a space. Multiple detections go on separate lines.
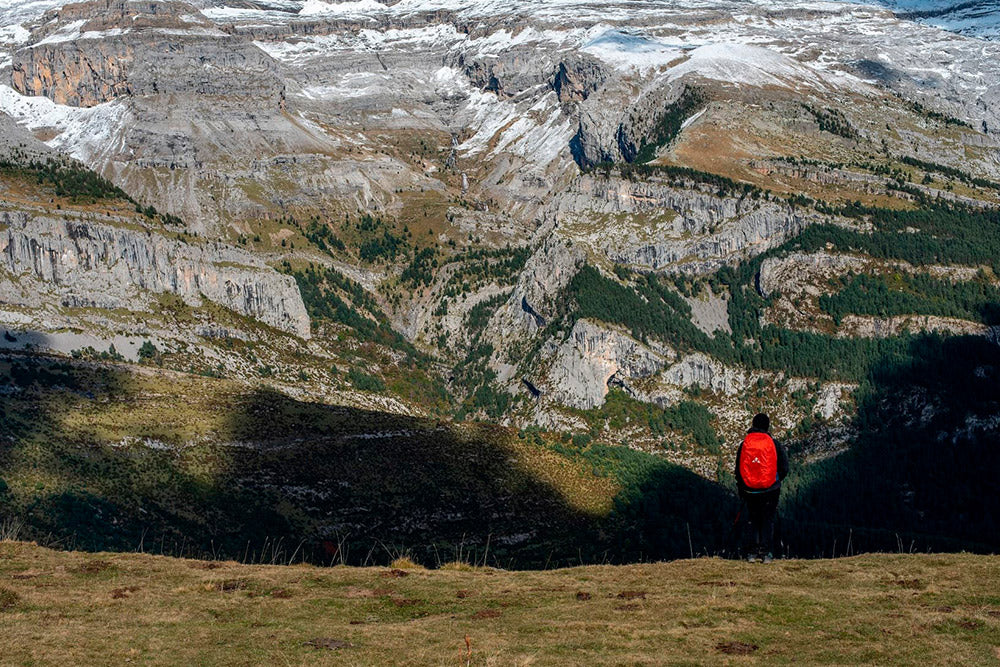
751, 413, 770, 432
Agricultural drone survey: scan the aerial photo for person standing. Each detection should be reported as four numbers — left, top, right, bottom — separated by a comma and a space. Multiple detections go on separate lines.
735, 413, 789, 563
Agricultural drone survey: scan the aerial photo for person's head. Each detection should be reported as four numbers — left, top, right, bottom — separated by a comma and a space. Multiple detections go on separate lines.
751, 413, 770, 432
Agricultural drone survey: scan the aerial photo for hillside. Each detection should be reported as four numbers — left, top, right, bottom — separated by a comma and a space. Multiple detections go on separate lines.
3, 347, 997, 567
0, 541, 998, 665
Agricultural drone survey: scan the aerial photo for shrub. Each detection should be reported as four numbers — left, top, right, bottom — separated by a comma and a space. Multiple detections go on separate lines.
348, 367, 385, 392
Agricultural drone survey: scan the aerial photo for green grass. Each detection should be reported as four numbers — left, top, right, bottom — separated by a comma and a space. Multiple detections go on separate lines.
0, 542, 997, 665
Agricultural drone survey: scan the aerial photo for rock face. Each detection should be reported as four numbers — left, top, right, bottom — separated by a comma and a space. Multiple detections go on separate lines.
554, 55, 609, 103
489, 237, 586, 345
0, 209, 310, 337
552, 176, 825, 273
546, 319, 669, 409
11, 1, 284, 109
457, 47, 556, 99
837, 314, 989, 338
660, 353, 746, 396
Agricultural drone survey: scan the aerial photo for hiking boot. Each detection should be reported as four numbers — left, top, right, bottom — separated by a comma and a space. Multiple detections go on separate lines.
762, 553, 773, 564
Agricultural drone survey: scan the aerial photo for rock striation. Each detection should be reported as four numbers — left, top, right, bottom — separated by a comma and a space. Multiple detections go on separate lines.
552, 176, 826, 273
11, 1, 284, 109
0, 208, 310, 337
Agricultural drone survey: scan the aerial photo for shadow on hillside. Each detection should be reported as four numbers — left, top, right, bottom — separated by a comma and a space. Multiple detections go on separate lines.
0, 349, 735, 568
781, 333, 1000, 556
4, 331, 997, 567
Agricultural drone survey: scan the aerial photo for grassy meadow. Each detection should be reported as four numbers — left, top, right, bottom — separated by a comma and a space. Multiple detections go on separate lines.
0, 542, 998, 665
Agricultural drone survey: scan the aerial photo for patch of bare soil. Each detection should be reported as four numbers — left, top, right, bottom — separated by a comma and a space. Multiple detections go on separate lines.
303, 638, 352, 651
392, 598, 421, 607
716, 641, 759, 655
345, 587, 375, 599
383, 569, 410, 578
110, 586, 139, 599
188, 561, 223, 570
616, 591, 646, 600
71, 560, 113, 574
214, 578, 252, 592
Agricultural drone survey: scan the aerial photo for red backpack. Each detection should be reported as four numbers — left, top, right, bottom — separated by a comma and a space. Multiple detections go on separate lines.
739, 432, 778, 490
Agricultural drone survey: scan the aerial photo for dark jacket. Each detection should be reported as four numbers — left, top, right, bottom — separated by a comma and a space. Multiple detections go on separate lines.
734, 428, 789, 494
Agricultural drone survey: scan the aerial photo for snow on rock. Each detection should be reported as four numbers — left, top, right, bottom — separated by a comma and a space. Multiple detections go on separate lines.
581, 29, 685, 73
665, 43, 827, 89
299, 0, 389, 16
0, 85, 129, 163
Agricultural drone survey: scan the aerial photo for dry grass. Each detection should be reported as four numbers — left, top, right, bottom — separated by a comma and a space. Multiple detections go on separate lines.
0, 541, 997, 665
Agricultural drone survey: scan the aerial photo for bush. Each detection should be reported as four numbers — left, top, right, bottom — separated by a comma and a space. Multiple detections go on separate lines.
348, 367, 385, 392
138, 340, 158, 362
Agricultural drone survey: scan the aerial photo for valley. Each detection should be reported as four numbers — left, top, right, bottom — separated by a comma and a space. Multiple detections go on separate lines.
0, 0, 998, 565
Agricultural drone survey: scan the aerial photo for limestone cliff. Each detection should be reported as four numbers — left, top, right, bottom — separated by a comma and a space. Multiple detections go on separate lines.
0, 208, 310, 338
11, 1, 285, 109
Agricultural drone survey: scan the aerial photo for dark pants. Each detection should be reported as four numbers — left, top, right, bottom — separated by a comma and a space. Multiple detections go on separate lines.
740, 488, 779, 556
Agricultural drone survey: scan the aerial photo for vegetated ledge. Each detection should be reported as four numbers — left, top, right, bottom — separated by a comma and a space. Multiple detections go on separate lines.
0, 541, 998, 665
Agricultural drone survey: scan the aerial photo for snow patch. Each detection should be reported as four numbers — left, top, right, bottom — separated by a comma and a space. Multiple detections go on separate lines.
666, 43, 826, 89
0, 85, 129, 163
299, 0, 388, 16
0, 24, 30, 45
581, 29, 684, 73
31, 19, 85, 47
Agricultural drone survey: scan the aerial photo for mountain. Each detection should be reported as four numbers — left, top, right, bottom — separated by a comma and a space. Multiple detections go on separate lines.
0, 0, 998, 561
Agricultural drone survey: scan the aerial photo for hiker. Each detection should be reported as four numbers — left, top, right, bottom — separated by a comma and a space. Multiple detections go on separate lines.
735, 413, 789, 563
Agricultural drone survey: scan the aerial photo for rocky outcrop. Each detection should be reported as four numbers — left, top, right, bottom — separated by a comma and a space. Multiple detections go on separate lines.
455, 47, 555, 99
11, 1, 284, 109
661, 353, 746, 395
757, 252, 867, 299
836, 314, 988, 339
490, 237, 585, 342
554, 55, 608, 103
553, 176, 824, 273
758, 251, 985, 299
546, 319, 669, 409
685, 292, 731, 335
0, 209, 310, 337
571, 79, 691, 166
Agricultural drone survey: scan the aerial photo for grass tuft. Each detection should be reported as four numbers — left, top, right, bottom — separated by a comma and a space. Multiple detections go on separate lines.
388, 557, 423, 570
0, 587, 20, 611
